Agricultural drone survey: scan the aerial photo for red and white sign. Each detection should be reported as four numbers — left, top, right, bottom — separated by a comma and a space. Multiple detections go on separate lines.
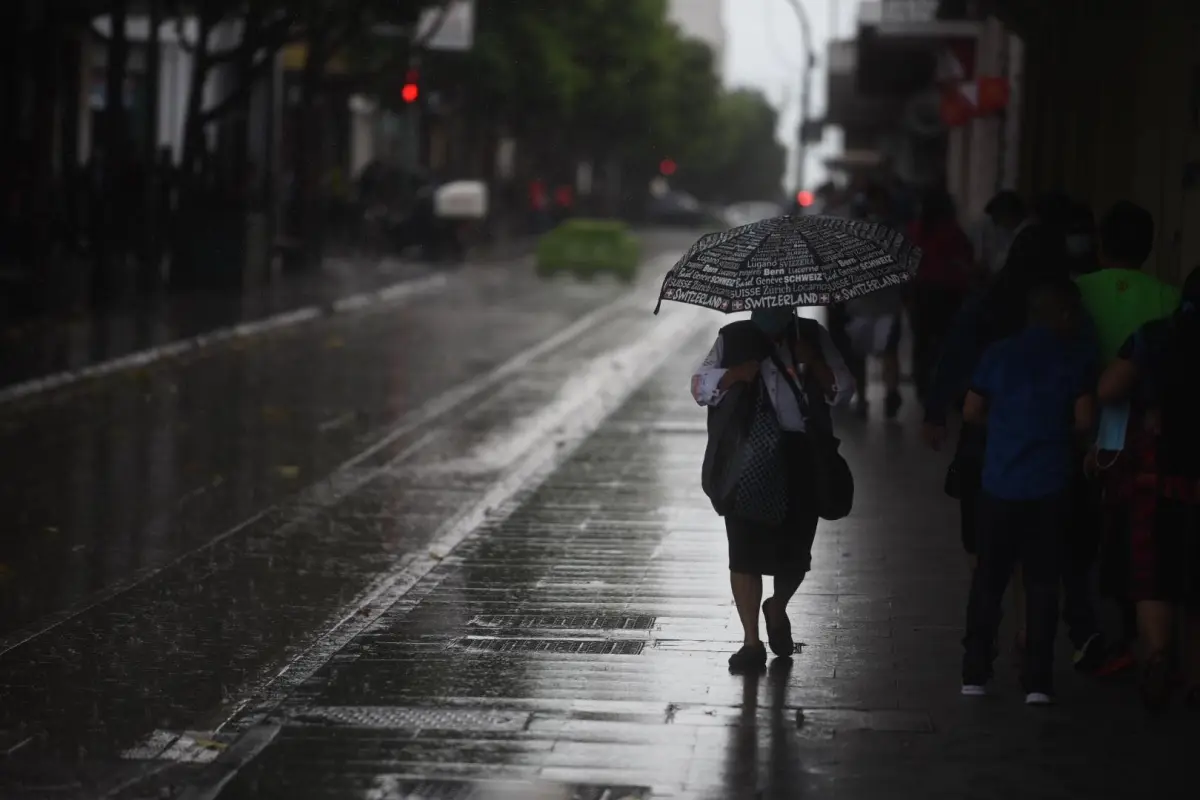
940, 77, 1010, 127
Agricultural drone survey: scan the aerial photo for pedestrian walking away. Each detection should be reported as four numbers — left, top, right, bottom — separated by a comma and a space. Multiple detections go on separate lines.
657, 215, 920, 672
907, 187, 976, 407
692, 307, 854, 671
972, 190, 1027, 277
924, 205, 1076, 655
960, 279, 1097, 705
1093, 265, 1200, 710
1077, 199, 1183, 673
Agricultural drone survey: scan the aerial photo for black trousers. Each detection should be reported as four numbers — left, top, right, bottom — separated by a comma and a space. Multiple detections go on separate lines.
1061, 467, 1101, 649
956, 441, 1099, 651
963, 490, 1069, 694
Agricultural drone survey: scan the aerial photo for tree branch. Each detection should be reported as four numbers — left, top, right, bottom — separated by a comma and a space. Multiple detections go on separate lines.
207, 15, 296, 65
195, 47, 280, 125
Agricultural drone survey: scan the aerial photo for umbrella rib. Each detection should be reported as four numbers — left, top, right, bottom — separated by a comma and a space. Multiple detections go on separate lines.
784, 218, 829, 305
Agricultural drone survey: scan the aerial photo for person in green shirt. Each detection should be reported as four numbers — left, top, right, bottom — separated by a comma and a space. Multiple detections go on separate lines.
1075, 200, 1182, 676
1076, 201, 1182, 363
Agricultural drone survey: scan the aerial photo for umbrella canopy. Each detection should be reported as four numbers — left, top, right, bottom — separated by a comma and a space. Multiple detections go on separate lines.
653, 214, 922, 314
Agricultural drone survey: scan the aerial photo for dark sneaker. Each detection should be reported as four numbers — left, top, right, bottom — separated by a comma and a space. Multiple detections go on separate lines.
1072, 633, 1107, 673
1025, 692, 1054, 706
762, 598, 794, 658
728, 643, 767, 673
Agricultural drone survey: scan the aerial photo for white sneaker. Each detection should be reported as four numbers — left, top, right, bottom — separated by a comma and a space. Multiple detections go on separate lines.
1025, 692, 1054, 706
961, 684, 987, 697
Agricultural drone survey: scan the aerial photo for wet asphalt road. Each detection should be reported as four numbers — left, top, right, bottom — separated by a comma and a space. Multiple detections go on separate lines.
0, 228, 1195, 798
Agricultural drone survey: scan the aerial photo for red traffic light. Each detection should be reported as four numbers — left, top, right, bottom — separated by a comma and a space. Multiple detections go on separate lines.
659, 158, 677, 177
796, 190, 814, 208
401, 70, 420, 104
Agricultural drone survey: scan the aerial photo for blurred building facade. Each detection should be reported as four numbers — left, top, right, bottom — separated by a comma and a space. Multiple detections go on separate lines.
822, 0, 1200, 285
668, 0, 727, 79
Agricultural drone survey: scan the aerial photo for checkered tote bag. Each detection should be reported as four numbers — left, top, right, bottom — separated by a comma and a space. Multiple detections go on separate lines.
731, 381, 789, 525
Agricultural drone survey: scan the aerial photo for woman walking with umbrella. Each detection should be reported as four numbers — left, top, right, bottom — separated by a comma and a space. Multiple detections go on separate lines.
657, 214, 922, 671
692, 307, 855, 670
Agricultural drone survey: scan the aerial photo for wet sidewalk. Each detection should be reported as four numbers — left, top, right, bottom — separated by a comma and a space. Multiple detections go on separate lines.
0, 231, 702, 795
138, 333, 1191, 798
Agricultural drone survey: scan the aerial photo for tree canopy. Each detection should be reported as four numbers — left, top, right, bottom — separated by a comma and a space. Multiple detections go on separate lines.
440, 0, 787, 202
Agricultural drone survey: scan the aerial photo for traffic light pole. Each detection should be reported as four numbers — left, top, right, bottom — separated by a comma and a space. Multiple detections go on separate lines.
784, 0, 815, 195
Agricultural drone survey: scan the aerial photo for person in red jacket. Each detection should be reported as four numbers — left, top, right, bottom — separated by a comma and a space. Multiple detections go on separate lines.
908, 188, 978, 406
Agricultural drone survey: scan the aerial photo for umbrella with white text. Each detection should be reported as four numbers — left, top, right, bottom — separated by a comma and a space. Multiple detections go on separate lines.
652, 214, 922, 314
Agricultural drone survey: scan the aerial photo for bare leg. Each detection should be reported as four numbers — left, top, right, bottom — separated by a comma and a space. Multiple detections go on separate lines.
1138, 600, 1174, 656
731, 572, 764, 646
1183, 611, 1200, 702
1138, 599, 1175, 710
772, 574, 804, 607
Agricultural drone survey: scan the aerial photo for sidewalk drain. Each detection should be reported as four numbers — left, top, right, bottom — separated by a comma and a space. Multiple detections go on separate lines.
469, 614, 656, 630
310, 781, 649, 800
456, 637, 645, 655
286, 706, 531, 731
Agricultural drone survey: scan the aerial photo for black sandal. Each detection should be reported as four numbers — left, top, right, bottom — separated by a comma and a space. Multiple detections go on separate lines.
762, 598, 795, 658
728, 642, 767, 673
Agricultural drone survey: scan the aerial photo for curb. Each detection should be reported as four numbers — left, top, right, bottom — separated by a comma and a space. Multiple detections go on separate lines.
0, 273, 449, 407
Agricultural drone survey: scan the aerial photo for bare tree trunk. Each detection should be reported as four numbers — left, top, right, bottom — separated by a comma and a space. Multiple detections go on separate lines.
181, 17, 213, 176
140, 0, 163, 293
229, 7, 263, 192
97, 0, 130, 307
290, 33, 328, 270
28, 7, 60, 313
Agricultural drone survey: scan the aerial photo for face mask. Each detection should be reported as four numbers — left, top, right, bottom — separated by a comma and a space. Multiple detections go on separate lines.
751, 309, 794, 338
1096, 401, 1130, 454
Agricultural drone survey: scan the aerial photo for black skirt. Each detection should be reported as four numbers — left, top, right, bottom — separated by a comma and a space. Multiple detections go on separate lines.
724, 433, 820, 577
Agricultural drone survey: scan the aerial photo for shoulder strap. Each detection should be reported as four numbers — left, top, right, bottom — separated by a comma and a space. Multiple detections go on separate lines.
767, 348, 811, 416
774, 317, 834, 435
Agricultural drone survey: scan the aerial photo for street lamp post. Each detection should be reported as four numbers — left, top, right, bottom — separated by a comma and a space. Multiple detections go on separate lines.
784, 0, 816, 195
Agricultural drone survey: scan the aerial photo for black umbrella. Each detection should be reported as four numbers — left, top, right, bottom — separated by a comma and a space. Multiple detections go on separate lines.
653, 214, 922, 314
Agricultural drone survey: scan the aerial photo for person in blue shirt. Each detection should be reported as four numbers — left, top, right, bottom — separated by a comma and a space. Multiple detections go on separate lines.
959, 279, 1098, 705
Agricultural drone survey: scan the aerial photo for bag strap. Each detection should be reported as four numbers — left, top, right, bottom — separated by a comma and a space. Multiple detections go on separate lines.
766, 342, 830, 436
750, 318, 833, 436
